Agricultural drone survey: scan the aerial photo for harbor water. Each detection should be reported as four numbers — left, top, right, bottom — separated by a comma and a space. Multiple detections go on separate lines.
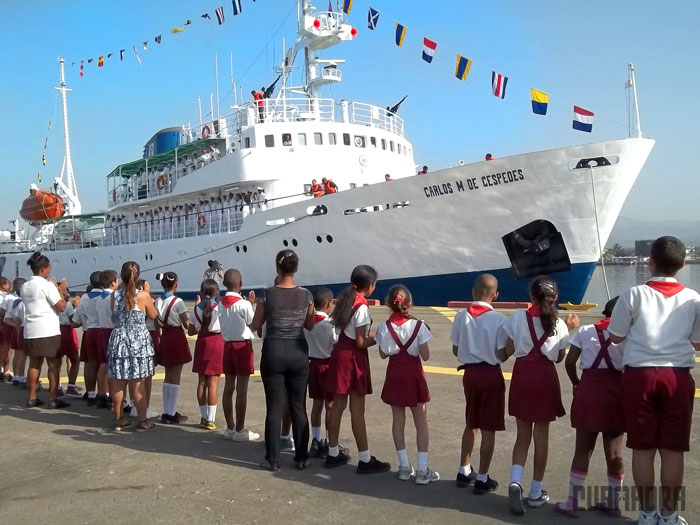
583, 263, 700, 309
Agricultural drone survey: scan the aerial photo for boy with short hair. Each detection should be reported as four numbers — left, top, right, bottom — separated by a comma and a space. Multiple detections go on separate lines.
73, 271, 105, 406
95, 270, 119, 409
219, 268, 259, 442
608, 236, 700, 525
451, 274, 508, 495
304, 287, 337, 458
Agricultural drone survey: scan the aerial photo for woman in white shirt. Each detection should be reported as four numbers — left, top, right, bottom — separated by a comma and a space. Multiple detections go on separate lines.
22, 252, 68, 409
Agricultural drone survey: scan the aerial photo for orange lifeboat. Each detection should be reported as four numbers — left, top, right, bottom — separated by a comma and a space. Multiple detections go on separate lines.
19, 189, 65, 224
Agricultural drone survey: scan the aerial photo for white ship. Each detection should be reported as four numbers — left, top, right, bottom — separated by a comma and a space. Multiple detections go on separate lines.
0, 1, 654, 304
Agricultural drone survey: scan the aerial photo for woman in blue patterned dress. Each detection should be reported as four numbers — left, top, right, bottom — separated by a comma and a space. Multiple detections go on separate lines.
108, 261, 158, 431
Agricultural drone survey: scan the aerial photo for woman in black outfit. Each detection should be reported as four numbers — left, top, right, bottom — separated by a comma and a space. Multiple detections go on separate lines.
251, 249, 315, 471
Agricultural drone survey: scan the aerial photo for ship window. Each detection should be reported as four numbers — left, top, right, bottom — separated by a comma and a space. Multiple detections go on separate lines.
282, 133, 292, 146
243, 137, 251, 149
397, 143, 402, 154
354, 136, 366, 148
298, 133, 307, 146
314, 132, 323, 145
329, 133, 337, 145
265, 135, 275, 147
390, 141, 395, 152
381, 139, 387, 150
343, 133, 351, 146
370, 137, 377, 148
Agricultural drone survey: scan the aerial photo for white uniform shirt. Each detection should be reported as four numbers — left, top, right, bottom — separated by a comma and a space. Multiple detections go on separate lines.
155, 294, 187, 327
305, 311, 337, 359
608, 277, 700, 368
2, 292, 18, 317
503, 309, 570, 362
74, 289, 103, 329
570, 323, 624, 371
190, 301, 221, 333
58, 301, 75, 326
450, 302, 508, 365
21, 275, 62, 339
0, 291, 7, 317
341, 303, 371, 339
217, 292, 254, 341
375, 317, 432, 357
5, 297, 25, 326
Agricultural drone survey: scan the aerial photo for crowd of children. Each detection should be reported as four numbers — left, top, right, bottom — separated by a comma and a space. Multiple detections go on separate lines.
1, 236, 699, 525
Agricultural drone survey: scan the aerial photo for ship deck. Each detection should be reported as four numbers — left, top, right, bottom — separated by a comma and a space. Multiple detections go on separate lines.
2, 307, 699, 524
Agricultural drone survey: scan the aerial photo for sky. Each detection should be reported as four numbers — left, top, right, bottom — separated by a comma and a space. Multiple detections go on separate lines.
1, 0, 698, 228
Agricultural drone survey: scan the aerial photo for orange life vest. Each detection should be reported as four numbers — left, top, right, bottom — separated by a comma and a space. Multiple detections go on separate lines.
324, 180, 337, 194
253, 92, 264, 107
311, 183, 324, 198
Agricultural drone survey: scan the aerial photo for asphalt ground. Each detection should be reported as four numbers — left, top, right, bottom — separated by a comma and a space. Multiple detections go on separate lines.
1, 307, 699, 524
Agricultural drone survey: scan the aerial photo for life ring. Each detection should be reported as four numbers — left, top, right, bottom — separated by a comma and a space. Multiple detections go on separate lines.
156, 174, 167, 190
201, 125, 211, 138
197, 215, 206, 229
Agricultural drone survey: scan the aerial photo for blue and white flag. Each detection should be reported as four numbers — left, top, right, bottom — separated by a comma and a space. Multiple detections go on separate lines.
232, 0, 242, 16
367, 7, 380, 30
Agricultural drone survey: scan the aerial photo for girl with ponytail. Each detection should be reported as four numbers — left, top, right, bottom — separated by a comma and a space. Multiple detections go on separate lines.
324, 265, 391, 474
498, 276, 580, 515
154, 272, 191, 424
107, 261, 158, 432
189, 278, 223, 431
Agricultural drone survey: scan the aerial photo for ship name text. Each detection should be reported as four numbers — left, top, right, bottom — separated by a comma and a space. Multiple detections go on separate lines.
423, 168, 525, 198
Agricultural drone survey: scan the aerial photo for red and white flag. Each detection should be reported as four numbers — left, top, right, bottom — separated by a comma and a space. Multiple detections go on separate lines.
422, 37, 437, 63
573, 106, 594, 132
215, 6, 225, 24
491, 71, 508, 99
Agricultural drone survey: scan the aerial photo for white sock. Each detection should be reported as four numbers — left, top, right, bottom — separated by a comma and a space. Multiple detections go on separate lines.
396, 448, 409, 468
476, 473, 488, 483
199, 405, 207, 418
566, 470, 587, 508
170, 384, 180, 416
88, 391, 96, 399
325, 430, 329, 441
20, 376, 27, 383
529, 479, 544, 500
162, 383, 171, 416
328, 445, 339, 457
607, 472, 624, 508
358, 450, 371, 463
207, 405, 217, 422
417, 452, 428, 473
458, 464, 472, 476
510, 464, 524, 485
312, 426, 322, 442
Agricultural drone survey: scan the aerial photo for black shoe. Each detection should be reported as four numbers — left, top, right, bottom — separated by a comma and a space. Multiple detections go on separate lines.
324, 451, 350, 469
26, 398, 45, 408
96, 395, 110, 409
357, 456, 391, 474
318, 440, 329, 459
260, 459, 280, 472
173, 412, 188, 424
161, 414, 172, 424
473, 476, 499, 495
456, 471, 477, 487
308, 438, 321, 458
48, 398, 71, 409
296, 458, 312, 470
86, 396, 97, 406
82, 392, 89, 401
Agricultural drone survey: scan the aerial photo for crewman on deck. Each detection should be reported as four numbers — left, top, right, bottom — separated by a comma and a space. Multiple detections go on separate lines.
311, 179, 324, 198
322, 177, 338, 194
485, 153, 494, 161
418, 165, 429, 175
385, 174, 393, 182
252, 89, 265, 123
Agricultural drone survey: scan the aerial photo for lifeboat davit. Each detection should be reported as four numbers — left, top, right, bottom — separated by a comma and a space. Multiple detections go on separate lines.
19, 189, 65, 224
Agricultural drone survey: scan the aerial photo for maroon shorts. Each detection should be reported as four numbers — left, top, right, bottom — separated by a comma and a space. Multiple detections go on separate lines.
463, 364, 506, 431
57, 325, 79, 357
508, 356, 565, 423
308, 358, 333, 401
3, 322, 17, 350
192, 332, 224, 376
149, 329, 160, 359
97, 328, 112, 364
79, 331, 87, 362
571, 368, 624, 434
157, 326, 191, 367
81, 329, 100, 362
325, 346, 372, 397
381, 357, 430, 407
223, 340, 254, 376
622, 367, 695, 451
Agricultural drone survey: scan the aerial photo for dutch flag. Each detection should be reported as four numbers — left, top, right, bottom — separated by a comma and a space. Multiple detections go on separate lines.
492, 71, 508, 99
573, 106, 594, 132
422, 37, 437, 64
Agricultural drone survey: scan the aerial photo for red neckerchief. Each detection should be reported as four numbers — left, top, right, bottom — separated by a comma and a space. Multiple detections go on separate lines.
220, 294, 242, 308
526, 305, 541, 317
388, 312, 411, 327
314, 314, 327, 324
594, 318, 611, 331
467, 303, 492, 318
646, 280, 685, 298
353, 293, 369, 307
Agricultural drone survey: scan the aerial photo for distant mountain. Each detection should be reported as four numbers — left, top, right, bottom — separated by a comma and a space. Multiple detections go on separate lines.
608, 217, 700, 247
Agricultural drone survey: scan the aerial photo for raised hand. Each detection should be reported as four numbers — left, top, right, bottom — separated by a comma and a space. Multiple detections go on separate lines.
565, 313, 580, 331
247, 290, 256, 303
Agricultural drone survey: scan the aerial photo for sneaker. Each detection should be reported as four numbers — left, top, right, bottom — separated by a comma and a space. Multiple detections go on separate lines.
12, 378, 20, 387
527, 490, 550, 508
308, 438, 322, 457
202, 420, 217, 431
415, 468, 440, 485
57, 386, 65, 397
659, 515, 689, 525
554, 501, 580, 518
96, 395, 111, 409
398, 464, 415, 481
82, 392, 89, 400
86, 396, 97, 407
170, 412, 188, 424
456, 470, 477, 488
65, 385, 82, 397
130, 406, 138, 417
26, 398, 45, 408
318, 440, 329, 459
473, 476, 499, 495
224, 428, 236, 440
48, 398, 71, 409
146, 409, 159, 419
280, 437, 295, 452
357, 456, 391, 475
637, 511, 658, 525
324, 451, 349, 469
199, 417, 208, 428
232, 428, 260, 442
508, 482, 526, 516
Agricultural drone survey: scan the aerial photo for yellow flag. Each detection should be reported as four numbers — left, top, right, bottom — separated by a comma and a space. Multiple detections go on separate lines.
170, 27, 184, 33
37, 172, 42, 182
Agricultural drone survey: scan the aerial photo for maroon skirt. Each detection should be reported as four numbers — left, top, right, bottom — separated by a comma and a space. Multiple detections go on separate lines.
192, 331, 224, 376
381, 354, 430, 407
308, 357, 332, 401
149, 329, 160, 359
157, 325, 191, 367
571, 368, 624, 434
508, 354, 565, 423
325, 333, 372, 397
58, 325, 79, 357
3, 322, 17, 350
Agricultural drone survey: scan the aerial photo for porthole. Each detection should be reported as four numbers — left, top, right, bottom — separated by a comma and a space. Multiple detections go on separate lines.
243, 245, 248, 253
316, 235, 322, 243
283, 240, 289, 247
292, 239, 298, 247
326, 235, 333, 243
236, 246, 240, 253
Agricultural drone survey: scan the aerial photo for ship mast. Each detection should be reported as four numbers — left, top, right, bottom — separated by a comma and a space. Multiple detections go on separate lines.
54, 58, 81, 215
626, 63, 643, 139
